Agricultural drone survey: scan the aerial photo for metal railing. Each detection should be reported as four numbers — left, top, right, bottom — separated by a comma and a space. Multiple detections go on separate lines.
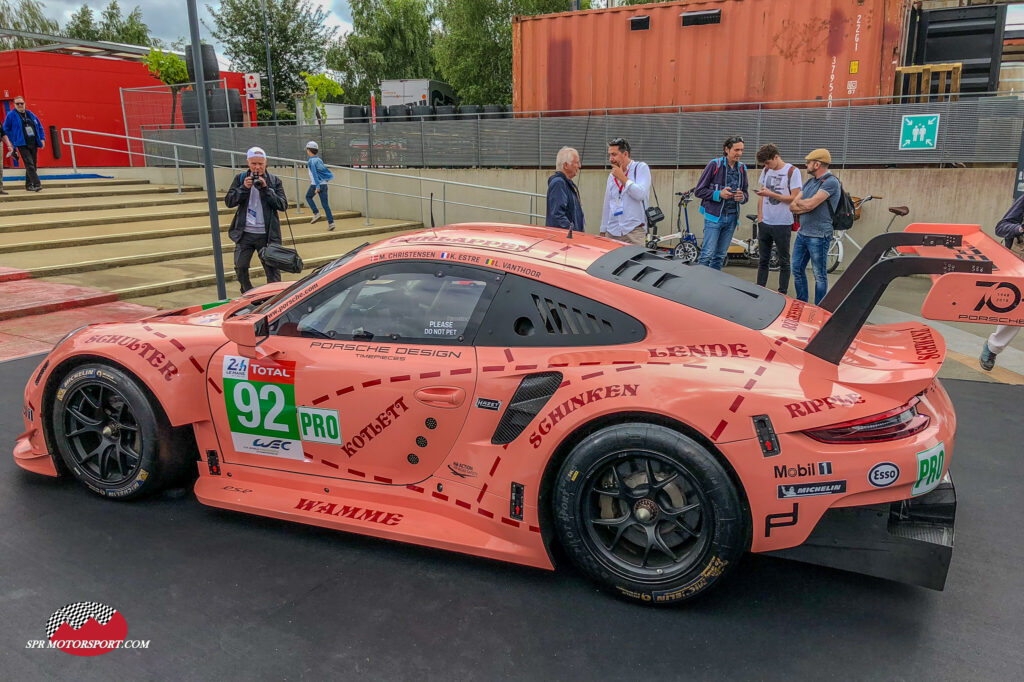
61, 128, 547, 226
135, 91, 1024, 169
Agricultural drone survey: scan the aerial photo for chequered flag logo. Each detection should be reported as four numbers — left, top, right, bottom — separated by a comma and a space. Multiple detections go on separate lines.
46, 602, 116, 639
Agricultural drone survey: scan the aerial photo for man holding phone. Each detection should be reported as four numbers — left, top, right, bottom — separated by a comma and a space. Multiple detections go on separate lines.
753, 143, 802, 294
694, 136, 748, 270
225, 146, 289, 293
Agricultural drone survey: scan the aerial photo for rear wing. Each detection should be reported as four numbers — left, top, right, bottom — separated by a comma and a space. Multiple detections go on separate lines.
806, 224, 1024, 365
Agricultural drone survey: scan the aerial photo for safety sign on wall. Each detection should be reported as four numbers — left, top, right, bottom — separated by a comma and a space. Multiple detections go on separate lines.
899, 114, 939, 151
244, 73, 262, 100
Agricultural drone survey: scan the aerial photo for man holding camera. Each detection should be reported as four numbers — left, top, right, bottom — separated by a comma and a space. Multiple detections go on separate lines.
225, 146, 289, 294
600, 137, 651, 245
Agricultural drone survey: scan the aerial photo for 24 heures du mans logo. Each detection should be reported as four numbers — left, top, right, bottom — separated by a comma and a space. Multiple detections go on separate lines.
25, 602, 150, 655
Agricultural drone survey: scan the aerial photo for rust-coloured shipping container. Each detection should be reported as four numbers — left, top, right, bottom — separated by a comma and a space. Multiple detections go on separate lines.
513, 0, 912, 113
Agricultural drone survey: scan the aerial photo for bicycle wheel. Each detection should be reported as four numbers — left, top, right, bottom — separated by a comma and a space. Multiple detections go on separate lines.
827, 235, 843, 273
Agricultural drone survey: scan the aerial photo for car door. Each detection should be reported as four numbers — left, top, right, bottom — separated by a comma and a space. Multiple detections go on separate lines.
207, 261, 502, 485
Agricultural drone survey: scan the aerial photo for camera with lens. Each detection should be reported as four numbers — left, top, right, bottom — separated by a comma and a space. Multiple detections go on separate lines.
249, 170, 265, 188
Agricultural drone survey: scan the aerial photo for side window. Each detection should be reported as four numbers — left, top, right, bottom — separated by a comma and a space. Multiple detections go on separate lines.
272, 262, 500, 344
476, 274, 646, 347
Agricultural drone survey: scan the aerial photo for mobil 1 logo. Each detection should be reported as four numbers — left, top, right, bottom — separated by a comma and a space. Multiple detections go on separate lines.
913, 442, 945, 496
773, 461, 832, 478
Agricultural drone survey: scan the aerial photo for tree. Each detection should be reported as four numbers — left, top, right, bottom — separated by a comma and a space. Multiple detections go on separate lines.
97, 0, 151, 45
433, 0, 570, 105
146, 48, 189, 128
64, 4, 101, 42
0, 0, 59, 49
326, 0, 436, 105
206, 0, 337, 111
300, 72, 344, 124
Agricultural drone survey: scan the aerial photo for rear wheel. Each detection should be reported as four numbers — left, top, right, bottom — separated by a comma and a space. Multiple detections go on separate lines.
51, 363, 185, 500
553, 424, 746, 605
674, 240, 699, 263
827, 235, 843, 273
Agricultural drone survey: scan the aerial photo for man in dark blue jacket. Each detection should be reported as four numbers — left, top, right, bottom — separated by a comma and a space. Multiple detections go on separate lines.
545, 146, 584, 232
2, 96, 44, 192
694, 136, 748, 269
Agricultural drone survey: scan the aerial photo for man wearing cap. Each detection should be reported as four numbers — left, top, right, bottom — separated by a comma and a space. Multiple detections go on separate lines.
789, 148, 841, 304
225, 146, 289, 293
305, 141, 335, 231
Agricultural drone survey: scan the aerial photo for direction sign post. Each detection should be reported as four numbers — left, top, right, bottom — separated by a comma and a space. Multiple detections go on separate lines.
899, 114, 940, 151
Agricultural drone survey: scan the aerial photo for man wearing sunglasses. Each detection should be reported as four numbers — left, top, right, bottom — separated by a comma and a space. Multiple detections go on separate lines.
600, 137, 651, 245
2, 96, 44, 192
694, 136, 748, 270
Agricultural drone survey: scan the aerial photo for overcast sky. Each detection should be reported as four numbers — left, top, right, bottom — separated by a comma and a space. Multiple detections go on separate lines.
41, 0, 354, 53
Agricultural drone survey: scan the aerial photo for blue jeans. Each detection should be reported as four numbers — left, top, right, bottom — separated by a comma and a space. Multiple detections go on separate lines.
306, 183, 333, 223
792, 233, 830, 304
698, 213, 738, 270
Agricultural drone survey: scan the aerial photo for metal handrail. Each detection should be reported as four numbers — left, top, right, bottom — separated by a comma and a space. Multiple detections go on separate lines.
61, 127, 546, 225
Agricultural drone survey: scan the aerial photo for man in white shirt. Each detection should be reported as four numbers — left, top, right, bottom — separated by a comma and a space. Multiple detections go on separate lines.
753, 143, 802, 295
600, 137, 651, 246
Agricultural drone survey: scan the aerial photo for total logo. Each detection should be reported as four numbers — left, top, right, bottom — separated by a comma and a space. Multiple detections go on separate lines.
773, 461, 832, 479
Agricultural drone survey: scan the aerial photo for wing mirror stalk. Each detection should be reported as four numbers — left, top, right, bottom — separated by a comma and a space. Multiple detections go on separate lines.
222, 314, 270, 358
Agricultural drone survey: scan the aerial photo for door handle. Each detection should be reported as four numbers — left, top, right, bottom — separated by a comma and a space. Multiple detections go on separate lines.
414, 386, 466, 408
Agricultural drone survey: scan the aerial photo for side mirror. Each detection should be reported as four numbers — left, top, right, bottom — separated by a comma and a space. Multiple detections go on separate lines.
222, 314, 269, 357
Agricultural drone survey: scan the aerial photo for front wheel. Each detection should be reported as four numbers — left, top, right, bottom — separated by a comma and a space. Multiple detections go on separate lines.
674, 240, 699, 263
51, 363, 186, 499
827, 235, 843, 273
553, 424, 746, 605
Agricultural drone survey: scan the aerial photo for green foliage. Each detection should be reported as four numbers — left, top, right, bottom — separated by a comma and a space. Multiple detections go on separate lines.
64, 1, 152, 45
326, 0, 436, 105
0, 0, 59, 49
301, 72, 344, 121
206, 0, 337, 109
433, 0, 571, 105
145, 48, 188, 86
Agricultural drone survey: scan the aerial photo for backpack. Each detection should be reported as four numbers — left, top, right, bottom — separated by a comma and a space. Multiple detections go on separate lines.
824, 173, 855, 232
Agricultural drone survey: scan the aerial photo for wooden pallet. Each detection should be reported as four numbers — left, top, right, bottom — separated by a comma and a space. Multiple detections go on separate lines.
895, 63, 962, 103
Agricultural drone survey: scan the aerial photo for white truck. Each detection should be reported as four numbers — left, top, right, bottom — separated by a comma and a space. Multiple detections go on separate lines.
379, 79, 457, 108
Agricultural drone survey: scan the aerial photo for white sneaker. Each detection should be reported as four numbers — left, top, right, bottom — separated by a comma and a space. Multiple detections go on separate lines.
327, 222, 336, 231
310, 214, 322, 224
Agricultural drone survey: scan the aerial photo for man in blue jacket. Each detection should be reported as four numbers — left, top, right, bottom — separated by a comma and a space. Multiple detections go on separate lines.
2, 96, 44, 192
305, 141, 336, 231
694, 136, 748, 270
545, 146, 584, 232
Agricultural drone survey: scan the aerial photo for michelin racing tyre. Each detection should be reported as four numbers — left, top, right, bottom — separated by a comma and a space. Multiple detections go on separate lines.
554, 424, 745, 604
51, 363, 181, 500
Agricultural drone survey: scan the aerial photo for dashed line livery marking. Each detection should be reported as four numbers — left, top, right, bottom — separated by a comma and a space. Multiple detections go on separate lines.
207, 377, 222, 394
616, 365, 641, 372
489, 457, 501, 476
420, 371, 441, 379
744, 379, 757, 390
477, 483, 488, 503
451, 368, 472, 375
720, 368, 744, 374
482, 365, 504, 372
754, 366, 767, 376
189, 357, 204, 373
477, 508, 494, 518
390, 375, 410, 383
312, 395, 330, 405
322, 459, 340, 469
582, 371, 604, 380
516, 364, 537, 370
362, 379, 381, 388
504, 349, 514, 362
432, 491, 449, 501
374, 475, 392, 484
456, 499, 471, 509
711, 419, 728, 441
169, 339, 185, 352
336, 386, 354, 396
728, 395, 744, 413
407, 484, 423, 493
349, 468, 366, 478
501, 517, 521, 528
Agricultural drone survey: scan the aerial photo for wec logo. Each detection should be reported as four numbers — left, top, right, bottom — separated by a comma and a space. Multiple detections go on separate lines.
253, 438, 292, 451
974, 281, 1022, 314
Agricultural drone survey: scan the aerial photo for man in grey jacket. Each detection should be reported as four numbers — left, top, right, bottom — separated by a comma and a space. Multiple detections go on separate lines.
225, 147, 289, 294
979, 193, 1024, 370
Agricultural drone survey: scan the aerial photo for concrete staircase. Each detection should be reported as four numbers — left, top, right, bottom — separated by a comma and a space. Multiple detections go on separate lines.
0, 176, 422, 358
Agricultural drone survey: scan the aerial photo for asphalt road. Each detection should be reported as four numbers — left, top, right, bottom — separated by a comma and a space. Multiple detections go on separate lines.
2, 354, 1022, 681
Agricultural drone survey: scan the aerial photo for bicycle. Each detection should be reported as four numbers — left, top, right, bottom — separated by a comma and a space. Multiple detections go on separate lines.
825, 196, 908, 273
647, 188, 700, 262
733, 213, 780, 271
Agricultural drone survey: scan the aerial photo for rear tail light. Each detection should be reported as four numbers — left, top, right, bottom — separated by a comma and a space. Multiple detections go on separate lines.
803, 397, 930, 444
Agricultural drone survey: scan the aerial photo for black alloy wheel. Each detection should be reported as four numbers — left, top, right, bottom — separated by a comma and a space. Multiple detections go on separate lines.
554, 424, 746, 604
51, 363, 185, 499
582, 453, 711, 581
61, 381, 142, 486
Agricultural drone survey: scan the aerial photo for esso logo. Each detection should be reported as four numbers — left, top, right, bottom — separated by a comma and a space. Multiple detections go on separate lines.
868, 462, 900, 488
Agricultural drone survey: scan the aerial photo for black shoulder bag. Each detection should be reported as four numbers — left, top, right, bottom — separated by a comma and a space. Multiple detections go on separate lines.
639, 163, 665, 228
259, 201, 304, 274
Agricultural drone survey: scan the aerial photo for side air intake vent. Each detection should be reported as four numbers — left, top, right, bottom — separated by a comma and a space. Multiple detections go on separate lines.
531, 295, 613, 336
492, 372, 563, 445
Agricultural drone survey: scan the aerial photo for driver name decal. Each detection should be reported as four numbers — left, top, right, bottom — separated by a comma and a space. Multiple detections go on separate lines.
528, 384, 639, 448
222, 355, 305, 459
784, 392, 864, 418
647, 343, 749, 359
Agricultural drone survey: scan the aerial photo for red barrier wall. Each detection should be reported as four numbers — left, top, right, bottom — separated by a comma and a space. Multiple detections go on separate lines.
0, 50, 255, 168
